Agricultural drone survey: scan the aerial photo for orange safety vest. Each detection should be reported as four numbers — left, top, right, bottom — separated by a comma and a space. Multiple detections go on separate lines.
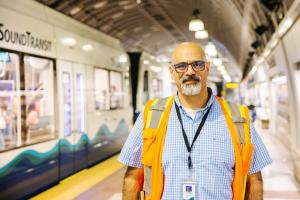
140, 96, 254, 200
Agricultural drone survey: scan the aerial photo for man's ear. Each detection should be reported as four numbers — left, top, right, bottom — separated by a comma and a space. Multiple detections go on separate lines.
169, 65, 174, 80
206, 61, 210, 73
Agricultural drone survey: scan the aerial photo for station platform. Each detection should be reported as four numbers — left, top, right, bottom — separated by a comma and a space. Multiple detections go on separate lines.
31, 123, 300, 200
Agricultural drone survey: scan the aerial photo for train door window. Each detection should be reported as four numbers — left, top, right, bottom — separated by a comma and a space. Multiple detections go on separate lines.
23, 56, 55, 144
94, 68, 110, 110
62, 72, 72, 137
76, 73, 85, 133
109, 71, 123, 109
0, 52, 20, 151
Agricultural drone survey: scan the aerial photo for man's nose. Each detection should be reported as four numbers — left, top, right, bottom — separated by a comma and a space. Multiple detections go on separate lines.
186, 64, 195, 75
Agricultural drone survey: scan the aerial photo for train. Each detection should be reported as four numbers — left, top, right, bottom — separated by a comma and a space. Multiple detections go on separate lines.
0, 1, 133, 199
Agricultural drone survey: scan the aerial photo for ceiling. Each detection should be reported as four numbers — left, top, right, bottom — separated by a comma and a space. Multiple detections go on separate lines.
35, 0, 294, 80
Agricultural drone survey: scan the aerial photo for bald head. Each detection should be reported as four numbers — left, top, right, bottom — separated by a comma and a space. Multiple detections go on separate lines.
172, 42, 206, 64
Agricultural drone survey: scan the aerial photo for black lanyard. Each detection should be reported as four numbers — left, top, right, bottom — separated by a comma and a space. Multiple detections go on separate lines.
174, 102, 212, 170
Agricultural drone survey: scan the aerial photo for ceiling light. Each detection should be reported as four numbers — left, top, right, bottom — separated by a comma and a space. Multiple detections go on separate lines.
61, 37, 77, 47
224, 74, 231, 82
271, 75, 287, 84
133, 26, 143, 32
118, 1, 129, 6
70, 6, 81, 15
205, 41, 217, 57
111, 12, 124, 19
136, 0, 142, 4
213, 58, 222, 66
189, 9, 204, 31
118, 55, 128, 63
94, 1, 108, 9
217, 65, 225, 70
82, 44, 93, 52
143, 60, 149, 65
195, 30, 208, 39
150, 65, 162, 73
123, 4, 135, 10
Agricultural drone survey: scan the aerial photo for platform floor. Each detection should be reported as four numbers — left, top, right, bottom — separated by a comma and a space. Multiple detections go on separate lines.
32, 124, 300, 200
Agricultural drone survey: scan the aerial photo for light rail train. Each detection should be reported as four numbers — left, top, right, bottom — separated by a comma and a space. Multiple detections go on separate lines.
0, 1, 131, 199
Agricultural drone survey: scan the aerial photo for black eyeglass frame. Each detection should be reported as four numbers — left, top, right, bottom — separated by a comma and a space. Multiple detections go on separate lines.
172, 60, 207, 73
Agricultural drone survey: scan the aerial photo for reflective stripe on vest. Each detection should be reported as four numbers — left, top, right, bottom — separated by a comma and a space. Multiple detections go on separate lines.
142, 96, 174, 200
142, 96, 254, 200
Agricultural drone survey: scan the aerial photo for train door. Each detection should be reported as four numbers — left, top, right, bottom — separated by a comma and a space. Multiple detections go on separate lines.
72, 63, 87, 172
57, 60, 87, 179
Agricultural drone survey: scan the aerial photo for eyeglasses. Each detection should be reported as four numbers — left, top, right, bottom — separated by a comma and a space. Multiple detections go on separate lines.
172, 60, 206, 73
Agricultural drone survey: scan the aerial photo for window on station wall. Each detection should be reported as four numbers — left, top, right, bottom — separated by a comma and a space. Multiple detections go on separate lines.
0, 52, 20, 151
23, 56, 55, 145
94, 68, 110, 110
109, 71, 123, 109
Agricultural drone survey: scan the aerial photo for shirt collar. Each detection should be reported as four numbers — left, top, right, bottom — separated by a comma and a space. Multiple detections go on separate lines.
174, 87, 215, 113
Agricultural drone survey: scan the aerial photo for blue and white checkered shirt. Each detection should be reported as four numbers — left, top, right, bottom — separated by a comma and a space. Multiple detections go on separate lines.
119, 93, 272, 200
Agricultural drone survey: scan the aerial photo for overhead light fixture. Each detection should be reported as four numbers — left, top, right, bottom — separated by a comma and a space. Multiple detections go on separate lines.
213, 57, 222, 66
70, 6, 81, 15
150, 65, 162, 73
271, 75, 287, 84
94, 1, 108, 9
217, 65, 225, 71
189, 9, 204, 31
82, 44, 94, 52
224, 74, 231, 82
118, 55, 128, 63
205, 41, 218, 57
136, 0, 142, 4
195, 30, 208, 39
111, 12, 124, 19
143, 60, 149, 65
61, 37, 77, 47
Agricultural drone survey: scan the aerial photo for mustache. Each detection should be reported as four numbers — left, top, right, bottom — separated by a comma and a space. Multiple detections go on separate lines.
181, 75, 201, 84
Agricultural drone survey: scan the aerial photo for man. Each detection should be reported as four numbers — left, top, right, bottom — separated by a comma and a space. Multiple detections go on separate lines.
119, 42, 272, 200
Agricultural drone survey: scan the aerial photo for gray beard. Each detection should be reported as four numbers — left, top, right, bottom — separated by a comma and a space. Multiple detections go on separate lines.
181, 82, 202, 96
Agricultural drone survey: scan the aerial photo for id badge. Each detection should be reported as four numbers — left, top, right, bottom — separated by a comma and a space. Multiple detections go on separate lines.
182, 181, 196, 200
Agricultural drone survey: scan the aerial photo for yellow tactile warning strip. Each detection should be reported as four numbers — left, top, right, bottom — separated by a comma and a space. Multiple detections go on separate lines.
31, 154, 124, 200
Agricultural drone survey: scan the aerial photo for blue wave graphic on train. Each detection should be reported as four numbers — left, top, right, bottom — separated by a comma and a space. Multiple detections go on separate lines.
0, 119, 128, 179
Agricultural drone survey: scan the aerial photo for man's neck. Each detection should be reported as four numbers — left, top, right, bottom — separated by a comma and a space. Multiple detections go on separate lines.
178, 88, 209, 110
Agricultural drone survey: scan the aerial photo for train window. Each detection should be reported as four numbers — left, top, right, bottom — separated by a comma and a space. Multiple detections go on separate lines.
23, 56, 55, 144
76, 73, 85, 133
94, 68, 110, 110
62, 72, 72, 137
0, 52, 20, 151
109, 71, 123, 109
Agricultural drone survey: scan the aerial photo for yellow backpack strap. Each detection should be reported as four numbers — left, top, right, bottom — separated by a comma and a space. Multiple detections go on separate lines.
142, 96, 174, 200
